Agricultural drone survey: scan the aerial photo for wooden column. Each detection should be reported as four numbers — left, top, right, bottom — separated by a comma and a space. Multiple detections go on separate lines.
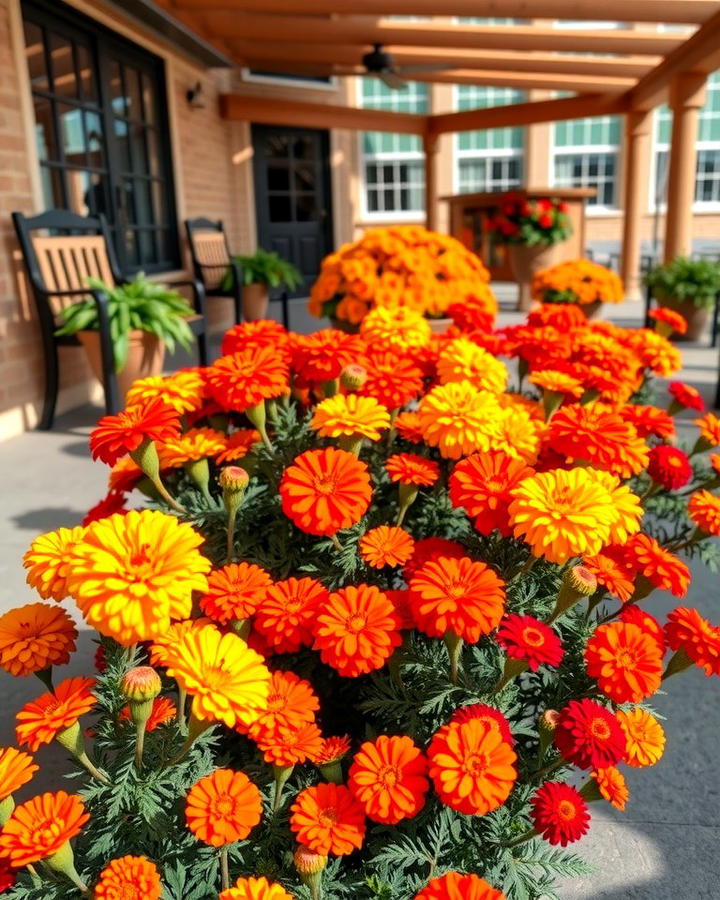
424, 133, 440, 232
620, 110, 651, 300
664, 72, 707, 262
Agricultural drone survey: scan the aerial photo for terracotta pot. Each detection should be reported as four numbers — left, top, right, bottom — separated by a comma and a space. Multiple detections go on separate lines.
655, 295, 711, 342
242, 282, 270, 321
507, 243, 560, 312
78, 329, 165, 401
427, 316, 453, 335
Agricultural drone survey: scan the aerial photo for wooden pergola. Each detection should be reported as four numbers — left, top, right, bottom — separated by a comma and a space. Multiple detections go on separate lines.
154, 0, 720, 291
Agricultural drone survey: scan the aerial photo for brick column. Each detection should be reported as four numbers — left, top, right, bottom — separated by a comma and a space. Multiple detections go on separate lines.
620, 110, 651, 300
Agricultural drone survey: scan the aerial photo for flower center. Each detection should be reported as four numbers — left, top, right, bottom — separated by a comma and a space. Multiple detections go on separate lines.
588, 717, 612, 741
129, 542, 154, 573
522, 627, 545, 648
36, 819, 63, 846
318, 807, 337, 827
617, 650, 635, 668
346, 613, 367, 633
200, 664, 228, 691
116, 887, 141, 900
211, 795, 236, 818
557, 799, 578, 822
464, 751, 490, 777
378, 765, 399, 788
312, 476, 337, 496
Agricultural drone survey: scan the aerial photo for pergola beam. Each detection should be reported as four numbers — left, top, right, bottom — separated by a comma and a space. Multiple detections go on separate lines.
335, 69, 636, 93
171, 0, 717, 25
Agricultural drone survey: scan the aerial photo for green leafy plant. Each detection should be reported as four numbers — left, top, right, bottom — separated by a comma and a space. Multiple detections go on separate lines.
55, 273, 195, 373
644, 256, 720, 309
223, 249, 302, 291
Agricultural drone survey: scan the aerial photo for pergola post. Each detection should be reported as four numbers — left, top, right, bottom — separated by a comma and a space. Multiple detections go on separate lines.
663, 72, 707, 261
620, 110, 651, 300
423, 133, 440, 231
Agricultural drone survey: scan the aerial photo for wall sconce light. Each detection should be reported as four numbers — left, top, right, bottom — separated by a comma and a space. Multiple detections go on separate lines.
186, 82, 206, 109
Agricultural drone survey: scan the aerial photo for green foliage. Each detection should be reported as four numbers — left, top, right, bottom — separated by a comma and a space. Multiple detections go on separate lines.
644, 256, 720, 308
55, 272, 194, 372
223, 248, 303, 291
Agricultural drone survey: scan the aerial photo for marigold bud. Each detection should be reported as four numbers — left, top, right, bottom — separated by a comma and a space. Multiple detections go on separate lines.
120, 666, 162, 703
568, 566, 598, 596
219, 466, 250, 494
294, 844, 328, 876
340, 364, 368, 391
540, 709, 560, 734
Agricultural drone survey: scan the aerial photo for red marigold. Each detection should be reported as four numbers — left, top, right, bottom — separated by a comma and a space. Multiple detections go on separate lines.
648, 306, 687, 335
385, 453, 440, 487
647, 445, 692, 490
359, 526, 415, 569
403, 537, 466, 582
94, 855, 162, 900
289, 783, 366, 856
531, 782, 590, 846
427, 719, 517, 815
312, 584, 402, 677
82, 491, 128, 526
620, 403, 675, 440
279, 447, 372, 537
585, 622, 663, 703
313, 734, 352, 766
496, 614, 564, 672
665, 607, 720, 677
449, 451, 534, 537
16, 677, 97, 752
554, 699, 625, 770
0, 859, 14, 892
414, 872, 506, 899
348, 735, 429, 824
199, 563, 272, 625
221, 319, 290, 360
450, 704, 513, 745
408, 557, 506, 642
669, 381, 704, 411
90, 397, 180, 465
205, 346, 288, 412
688, 490, 720, 537
253, 577, 328, 654
359, 350, 424, 411
624, 533, 690, 598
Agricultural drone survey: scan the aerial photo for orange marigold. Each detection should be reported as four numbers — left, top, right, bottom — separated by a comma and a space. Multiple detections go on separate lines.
200, 563, 272, 625
695, 412, 720, 448
291, 329, 366, 383
665, 606, 720, 677
394, 411, 425, 444
688, 490, 720, 537
360, 306, 431, 352
585, 622, 663, 703
216, 429, 262, 464
359, 526, 415, 569
186, 768, 262, 847
159, 427, 227, 467
449, 451, 534, 537
624, 533, 690, 598
427, 719, 517, 815
0, 603, 77, 677
616, 707, 665, 768
312, 584, 402, 677
414, 872, 505, 900
583, 549, 636, 604
408, 556, 506, 642
311, 393, 390, 441
0, 747, 38, 802
529, 370, 584, 399
591, 766, 629, 810
254, 721, 324, 767
289, 783, 366, 856
385, 453, 440, 487
280, 447, 372, 537
23, 526, 86, 601
205, 346, 288, 412
16, 676, 96, 752
0, 790, 88, 867
94, 855, 162, 900
253, 577, 328, 654
221, 319, 290, 359
125, 369, 206, 415
220, 876, 294, 900
248, 670, 319, 739
648, 306, 687, 336
348, 735, 429, 824
90, 397, 180, 465
359, 350, 424, 410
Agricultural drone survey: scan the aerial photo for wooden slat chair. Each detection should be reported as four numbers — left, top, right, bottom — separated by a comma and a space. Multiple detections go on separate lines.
12, 209, 208, 430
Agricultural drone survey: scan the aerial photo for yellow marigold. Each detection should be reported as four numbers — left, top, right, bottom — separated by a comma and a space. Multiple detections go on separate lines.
23, 526, 86, 601
360, 306, 431, 352
159, 427, 227, 467
490, 405, 543, 463
437, 338, 508, 394
418, 382, 503, 460
311, 394, 391, 441
125, 370, 205, 414
0, 603, 77, 677
66, 510, 211, 646
529, 370, 584, 398
220, 876, 294, 899
616, 707, 666, 768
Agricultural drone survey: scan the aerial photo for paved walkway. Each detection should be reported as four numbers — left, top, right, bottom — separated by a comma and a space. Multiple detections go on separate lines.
0, 293, 718, 897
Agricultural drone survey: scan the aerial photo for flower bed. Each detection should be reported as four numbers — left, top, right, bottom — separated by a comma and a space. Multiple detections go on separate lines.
2, 307, 720, 899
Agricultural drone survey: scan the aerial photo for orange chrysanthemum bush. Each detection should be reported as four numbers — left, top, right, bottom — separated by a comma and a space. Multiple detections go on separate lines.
5, 299, 720, 900
531, 258, 624, 309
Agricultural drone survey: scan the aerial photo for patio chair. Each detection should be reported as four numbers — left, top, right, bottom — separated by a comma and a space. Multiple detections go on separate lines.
185, 217, 290, 328
12, 209, 208, 430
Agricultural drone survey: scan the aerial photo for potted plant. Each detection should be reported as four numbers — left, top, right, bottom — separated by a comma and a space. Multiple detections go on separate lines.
531, 258, 624, 319
55, 272, 195, 399
644, 256, 720, 341
223, 248, 302, 321
486, 194, 573, 311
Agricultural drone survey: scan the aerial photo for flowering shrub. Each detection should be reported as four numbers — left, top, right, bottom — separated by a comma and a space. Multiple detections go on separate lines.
531, 259, 624, 307
308, 225, 497, 327
485, 195, 572, 246
3, 306, 720, 899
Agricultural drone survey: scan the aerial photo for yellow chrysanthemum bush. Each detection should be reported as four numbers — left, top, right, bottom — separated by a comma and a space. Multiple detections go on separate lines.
308, 225, 498, 327
3, 301, 720, 900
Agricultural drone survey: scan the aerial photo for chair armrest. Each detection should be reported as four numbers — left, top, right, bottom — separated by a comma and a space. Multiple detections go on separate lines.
40, 286, 105, 301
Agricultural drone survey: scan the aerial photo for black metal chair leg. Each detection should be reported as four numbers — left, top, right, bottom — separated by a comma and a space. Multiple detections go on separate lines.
38, 342, 59, 431
711, 292, 719, 349
197, 330, 208, 367
280, 290, 290, 329
233, 290, 243, 325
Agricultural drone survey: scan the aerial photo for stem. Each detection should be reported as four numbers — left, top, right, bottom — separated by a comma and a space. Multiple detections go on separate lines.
134, 721, 147, 772
330, 534, 343, 552
504, 827, 538, 849
444, 632, 463, 686
152, 476, 187, 515
226, 507, 238, 564
220, 846, 230, 891
26, 864, 42, 888
176, 686, 187, 731
167, 712, 210, 766
35, 667, 54, 692
510, 554, 538, 583
528, 756, 565, 782
76, 751, 110, 785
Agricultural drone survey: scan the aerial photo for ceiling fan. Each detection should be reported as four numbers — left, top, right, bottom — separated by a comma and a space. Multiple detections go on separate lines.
361, 43, 448, 90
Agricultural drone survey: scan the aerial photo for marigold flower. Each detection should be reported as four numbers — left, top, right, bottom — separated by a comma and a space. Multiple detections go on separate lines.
394, 411, 424, 443
583, 548, 636, 604
23, 526, 86, 602
359, 526, 415, 569
0, 790, 88, 866
437, 338, 508, 394
159, 427, 227, 467
248, 670, 319, 739
619, 606, 666, 651
359, 351, 423, 410
313, 584, 402, 677
0, 860, 14, 892
647, 445, 692, 490
253, 577, 328, 654
414, 872, 506, 899
385, 453, 440, 487
450, 451, 534, 537
0, 748, 38, 802
585, 622, 663, 703
290, 783, 366, 856
163, 625, 271, 729
199, 563, 272, 625
82, 491, 128, 527
688, 490, 720, 537
108, 457, 144, 493
348, 735, 429, 824
312, 393, 390, 442
16, 676, 96, 752
669, 381, 704, 411
360, 306, 431, 352
649, 306, 687, 335
222, 319, 290, 358
621, 403, 675, 440
313, 735, 352, 766
695, 412, 720, 447
450, 704, 514, 745
280, 447, 372, 537
497, 615, 564, 672
119, 696, 176, 732
0, 603, 77, 677
216, 429, 262, 464
624, 533, 690, 598
428, 719, 516, 815
403, 537, 466, 583
418, 382, 503, 459
616, 708, 665, 768
186, 768, 262, 847
531, 782, 590, 846
90, 397, 180, 465
554, 699, 626, 770
66, 510, 210, 646
665, 606, 720, 677
529, 370, 584, 399
220, 876, 294, 900
255, 721, 325, 767
291, 329, 367, 383
590, 766, 629, 810
205, 346, 288, 412
94, 855, 162, 900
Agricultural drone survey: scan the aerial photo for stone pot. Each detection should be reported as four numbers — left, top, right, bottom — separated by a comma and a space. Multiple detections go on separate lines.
655, 295, 710, 342
507, 242, 560, 312
242, 282, 270, 321
79, 329, 165, 402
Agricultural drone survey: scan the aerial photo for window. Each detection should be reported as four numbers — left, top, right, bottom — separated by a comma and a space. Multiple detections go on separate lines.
22, 0, 179, 272
455, 85, 524, 193
359, 78, 428, 218
552, 115, 621, 208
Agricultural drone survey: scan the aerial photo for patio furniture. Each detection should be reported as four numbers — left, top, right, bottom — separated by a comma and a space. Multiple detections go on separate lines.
12, 209, 208, 430
185, 218, 290, 328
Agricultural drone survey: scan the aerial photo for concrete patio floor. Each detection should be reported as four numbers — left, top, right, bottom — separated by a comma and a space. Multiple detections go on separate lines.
0, 292, 718, 898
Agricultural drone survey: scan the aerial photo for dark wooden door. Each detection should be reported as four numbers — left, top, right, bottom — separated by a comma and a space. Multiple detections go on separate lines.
252, 125, 333, 299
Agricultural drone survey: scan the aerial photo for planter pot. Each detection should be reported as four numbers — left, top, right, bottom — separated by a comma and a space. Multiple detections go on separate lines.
427, 316, 453, 335
78, 329, 165, 401
507, 243, 560, 312
655, 295, 710, 342
580, 300, 603, 320
242, 283, 270, 321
